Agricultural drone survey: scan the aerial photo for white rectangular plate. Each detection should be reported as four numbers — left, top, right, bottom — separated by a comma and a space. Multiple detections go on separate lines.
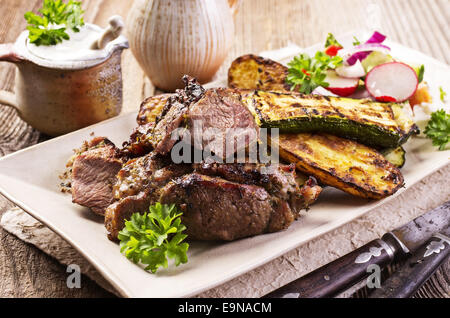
0, 34, 448, 297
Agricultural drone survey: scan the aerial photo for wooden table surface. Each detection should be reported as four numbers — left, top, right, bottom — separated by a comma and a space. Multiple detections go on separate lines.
0, 0, 448, 297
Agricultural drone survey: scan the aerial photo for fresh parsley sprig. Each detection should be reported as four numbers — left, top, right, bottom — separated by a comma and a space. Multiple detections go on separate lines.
424, 109, 450, 151
439, 86, 447, 102
118, 203, 189, 273
416, 64, 425, 83
286, 51, 343, 94
352, 36, 361, 46
24, 0, 85, 46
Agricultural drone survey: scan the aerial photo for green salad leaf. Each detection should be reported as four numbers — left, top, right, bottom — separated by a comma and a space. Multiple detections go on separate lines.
439, 86, 447, 102
25, 0, 84, 46
325, 33, 342, 48
286, 51, 343, 94
424, 109, 450, 151
416, 64, 425, 83
118, 203, 189, 273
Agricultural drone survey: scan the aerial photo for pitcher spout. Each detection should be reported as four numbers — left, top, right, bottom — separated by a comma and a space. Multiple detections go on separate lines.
0, 43, 25, 64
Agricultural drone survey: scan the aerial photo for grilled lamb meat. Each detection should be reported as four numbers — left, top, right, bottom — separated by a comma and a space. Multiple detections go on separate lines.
151, 76, 205, 155
149, 76, 259, 160
120, 122, 155, 158
187, 88, 259, 159
105, 156, 193, 240
192, 162, 321, 214
160, 173, 274, 241
71, 137, 123, 215
104, 159, 322, 241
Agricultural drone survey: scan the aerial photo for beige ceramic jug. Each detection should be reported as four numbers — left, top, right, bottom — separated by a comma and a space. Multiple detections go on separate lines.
0, 17, 129, 136
127, 0, 240, 91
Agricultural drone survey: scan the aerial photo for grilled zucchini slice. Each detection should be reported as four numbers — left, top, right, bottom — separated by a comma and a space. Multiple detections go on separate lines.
382, 146, 406, 168
136, 94, 172, 125
228, 54, 289, 92
244, 90, 418, 148
271, 133, 404, 199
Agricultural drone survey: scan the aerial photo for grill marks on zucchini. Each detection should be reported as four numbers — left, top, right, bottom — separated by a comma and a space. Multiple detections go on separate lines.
243, 90, 418, 148
382, 146, 406, 168
228, 54, 289, 92
271, 133, 404, 199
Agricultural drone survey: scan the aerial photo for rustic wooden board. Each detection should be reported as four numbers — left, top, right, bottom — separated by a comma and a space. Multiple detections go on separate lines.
0, 0, 448, 297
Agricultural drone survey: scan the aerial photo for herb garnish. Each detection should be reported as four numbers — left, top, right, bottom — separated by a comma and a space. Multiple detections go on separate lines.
424, 109, 450, 150
416, 64, 425, 83
25, 0, 84, 46
352, 36, 361, 46
325, 33, 342, 48
439, 86, 447, 102
118, 203, 189, 273
286, 51, 343, 94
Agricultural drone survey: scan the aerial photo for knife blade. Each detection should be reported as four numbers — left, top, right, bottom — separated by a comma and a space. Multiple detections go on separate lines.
370, 225, 450, 298
264, 201, 450, 298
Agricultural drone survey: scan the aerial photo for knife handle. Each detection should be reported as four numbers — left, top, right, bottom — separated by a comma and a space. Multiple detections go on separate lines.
369, 233, 450, 298
264, 239, 397, 298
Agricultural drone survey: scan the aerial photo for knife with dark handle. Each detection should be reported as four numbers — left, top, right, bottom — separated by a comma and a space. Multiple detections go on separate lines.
369, 228, 450, 298
264, 201, 450, 298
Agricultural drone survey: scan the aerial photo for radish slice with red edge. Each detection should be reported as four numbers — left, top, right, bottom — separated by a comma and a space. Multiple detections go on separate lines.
324, 70, 359, 97
335, 60, 366, 78
365, 62, 418, 102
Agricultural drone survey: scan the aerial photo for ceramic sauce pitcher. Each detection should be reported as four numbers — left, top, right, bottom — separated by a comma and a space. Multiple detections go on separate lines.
127, 0, 240, 91
0, 16, 129, 136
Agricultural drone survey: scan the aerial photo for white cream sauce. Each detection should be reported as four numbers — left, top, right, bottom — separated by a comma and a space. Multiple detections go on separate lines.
26, 24, 105, 61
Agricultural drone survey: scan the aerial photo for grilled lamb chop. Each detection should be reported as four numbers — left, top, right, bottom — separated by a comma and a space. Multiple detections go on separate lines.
120, 122, 155, 159
104, 159, 322, 241
187, 88, 259, 159
71, 137, 123, 215
151, 76, 205, 155
148, 76, 259, 160
193, 162, 321, 214
104, 151, 193, 240
160, 173, 274, 241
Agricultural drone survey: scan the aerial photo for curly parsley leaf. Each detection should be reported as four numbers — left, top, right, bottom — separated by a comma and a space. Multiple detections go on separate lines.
424, 109, 450, 151
118, 203, 189, 273
24, 0, 84, 46
286, 51, 343, 94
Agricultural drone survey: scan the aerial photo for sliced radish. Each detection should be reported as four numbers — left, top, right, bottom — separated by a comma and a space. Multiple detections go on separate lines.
323, 70, 359, 97
312, 85, 339, 97
365, 62, 418, 102
335, 60, 366, 78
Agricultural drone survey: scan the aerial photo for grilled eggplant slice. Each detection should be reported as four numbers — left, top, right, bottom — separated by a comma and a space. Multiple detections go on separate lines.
137, 94, 172, 125
243, 90, 418, 148
271, 133, 404, 199
228, 54, 289, 92
382, 146, 406, 168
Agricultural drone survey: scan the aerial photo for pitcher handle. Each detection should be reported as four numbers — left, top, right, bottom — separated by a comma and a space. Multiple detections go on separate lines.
0, 43, 23, 63
228, 0, 242, 18
0, 90, 18, 109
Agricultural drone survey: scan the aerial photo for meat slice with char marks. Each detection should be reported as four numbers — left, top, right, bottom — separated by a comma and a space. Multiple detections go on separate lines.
187, 88, 259, 159
104, 160, 322, 241
149, 76, 259, 160
105, 152, 193, 240
71, 137, 123, 215
159, 173, 274, 241
193, 162, 321, 214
